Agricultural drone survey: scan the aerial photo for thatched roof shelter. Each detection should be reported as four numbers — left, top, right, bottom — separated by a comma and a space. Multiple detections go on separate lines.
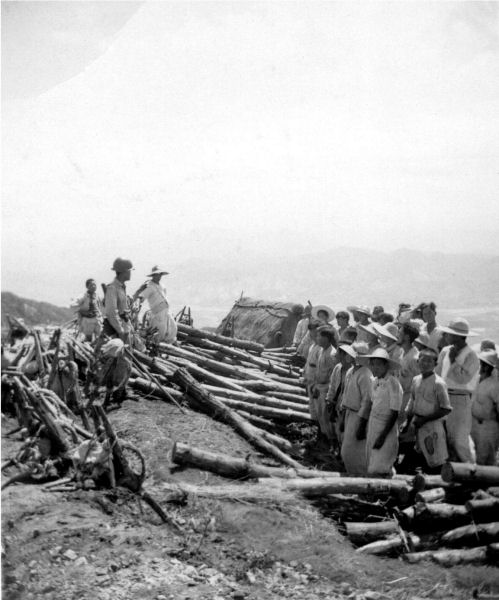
217, 297, 304, 348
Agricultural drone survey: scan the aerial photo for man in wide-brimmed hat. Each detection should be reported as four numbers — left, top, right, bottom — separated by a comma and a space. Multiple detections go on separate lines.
347, 305, 372, 344
133, 266, 177, 344
103, 258, 134, 341
363, 347, 403, 477
436, 318, 480, 463
471, 350, 499, 465
310, 327, 337, 443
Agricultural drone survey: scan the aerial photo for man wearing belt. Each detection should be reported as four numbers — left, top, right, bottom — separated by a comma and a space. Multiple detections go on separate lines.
436, 318, 480, 462
103, 258, 134, 342
72, 278, 103, 342
133, 265, 177, 343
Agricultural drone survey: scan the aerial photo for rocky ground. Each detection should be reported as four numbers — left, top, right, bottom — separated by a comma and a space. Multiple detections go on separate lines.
2, 396, 498, 600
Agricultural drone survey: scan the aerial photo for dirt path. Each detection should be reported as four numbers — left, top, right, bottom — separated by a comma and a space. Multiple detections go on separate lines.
2, 399, 497, 600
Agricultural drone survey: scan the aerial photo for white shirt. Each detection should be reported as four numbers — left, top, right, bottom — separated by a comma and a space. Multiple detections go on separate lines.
141, 281, 170, 314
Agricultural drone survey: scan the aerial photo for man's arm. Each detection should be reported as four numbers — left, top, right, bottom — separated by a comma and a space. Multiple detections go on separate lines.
447, 351, 480, 385
105, 286, 124, 336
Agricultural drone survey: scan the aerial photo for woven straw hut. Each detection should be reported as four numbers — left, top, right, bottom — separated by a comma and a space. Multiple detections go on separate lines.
217, 297, 304, 348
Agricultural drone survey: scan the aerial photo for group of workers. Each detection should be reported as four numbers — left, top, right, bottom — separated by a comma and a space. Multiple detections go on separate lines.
71, 257, 177, 346
293, 302, 499, 475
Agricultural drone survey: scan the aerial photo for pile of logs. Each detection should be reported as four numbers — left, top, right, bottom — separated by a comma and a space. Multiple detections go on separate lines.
169, 440, 499, 567
3, 322, 499, 567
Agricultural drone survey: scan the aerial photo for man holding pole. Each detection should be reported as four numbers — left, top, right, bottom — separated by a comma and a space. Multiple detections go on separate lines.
103, 258, 134, 343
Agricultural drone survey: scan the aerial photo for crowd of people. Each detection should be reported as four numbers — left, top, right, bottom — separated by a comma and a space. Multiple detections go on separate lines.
292, 302, 499, 475
70, 262, 498, 474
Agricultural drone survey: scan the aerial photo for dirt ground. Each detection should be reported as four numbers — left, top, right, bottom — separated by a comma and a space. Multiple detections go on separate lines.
2, 394, 499, 600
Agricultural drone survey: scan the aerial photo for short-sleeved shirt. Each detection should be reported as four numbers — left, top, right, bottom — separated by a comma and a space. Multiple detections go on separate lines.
341, 365, 374, 419
407, 373, 451, 418
471, 376, 499, 421
303, 343, 321, 384
399, 346, 420, 393
371, 375, 403, 420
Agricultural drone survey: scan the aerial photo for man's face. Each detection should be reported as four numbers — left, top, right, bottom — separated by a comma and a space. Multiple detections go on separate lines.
339, 349, 354, 367
422, 306, 435, 323
152, 274, 162, 284
318, 334, 330, 348
370, 358, 389, 378
86, 280, 97, 293
337, 315, 348, 328
317, 310, 328, 322
122, 269, 132, 282
448, 333, 461, 346
418, 352, 436, 375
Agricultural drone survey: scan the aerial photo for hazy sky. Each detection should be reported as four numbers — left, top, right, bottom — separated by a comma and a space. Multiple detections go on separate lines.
2, 1, 499, 305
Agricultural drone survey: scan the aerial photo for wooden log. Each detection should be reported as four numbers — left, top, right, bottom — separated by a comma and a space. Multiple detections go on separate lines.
237, 380, 307, 396
129, 377, 183, 400
268, 476, 411, 503
404, 546, 488, 566
184, 338, 299, 379
177, 323, 264, 354
136, 350, 247, 393
171, 442, 339, 480
415, 501, 468, 520
356, 534, 420, 555
158, 479, 297, 504
411, 472, 451, 491
203, 385, 309, 412
266, 391, 309, 405
441, 522, 499, 547
345, 521, 399, 545
172, 367, 302, 469
234, 410, 275, 430
26, 390, 72, 453
487, 542, 499, 565
415, 487, 446, 503
466, 497, 499, 517
217, 397, 312, 423
441, 462, 499, 486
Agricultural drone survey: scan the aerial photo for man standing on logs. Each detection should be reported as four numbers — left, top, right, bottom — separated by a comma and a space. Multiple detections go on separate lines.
436, 318, 480, 463
326, 344, 356, 453
71, 278, 103, 342
102, 258, 134, 343
133, 266, 177, 344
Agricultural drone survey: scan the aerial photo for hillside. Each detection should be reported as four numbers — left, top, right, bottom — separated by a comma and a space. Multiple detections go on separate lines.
1, 291, 73, 331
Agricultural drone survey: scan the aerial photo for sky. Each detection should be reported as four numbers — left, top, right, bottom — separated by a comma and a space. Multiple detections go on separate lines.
2, 1, 499, 306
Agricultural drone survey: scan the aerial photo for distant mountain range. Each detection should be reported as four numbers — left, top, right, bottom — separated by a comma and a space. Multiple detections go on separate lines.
2, 247, 498, 337
166, 247, 499, 313
1, 291, 73, 332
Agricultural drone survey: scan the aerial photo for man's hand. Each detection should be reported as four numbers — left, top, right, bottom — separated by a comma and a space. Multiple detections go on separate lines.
413, 415, 426, 429
448, 345, 458, 363
356, 419, 367, 440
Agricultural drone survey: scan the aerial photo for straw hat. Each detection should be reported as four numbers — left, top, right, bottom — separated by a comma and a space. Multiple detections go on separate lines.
351, 341, 370, 364
311, 305, 335, 322
147, 265, 170, 277
338, 344, 357, 360
478, 350, 498, 369
365, 347, 401, 369
347, 305, 371, 317
358, 323, 378, 337
415, 331, 431, 349
372, 322, 398, 342
440, 318, 478, 337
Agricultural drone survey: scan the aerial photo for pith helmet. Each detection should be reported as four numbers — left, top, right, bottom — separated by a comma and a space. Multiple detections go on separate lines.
112, 258, 134, 273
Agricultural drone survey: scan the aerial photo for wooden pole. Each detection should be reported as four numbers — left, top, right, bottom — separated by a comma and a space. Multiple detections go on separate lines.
171, 367, 302, 469
345, 521, 399, 545
177, 323, 264, 354
441, 462, 499, 486
404, 547, 488, 566
441, 522, 499, 547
